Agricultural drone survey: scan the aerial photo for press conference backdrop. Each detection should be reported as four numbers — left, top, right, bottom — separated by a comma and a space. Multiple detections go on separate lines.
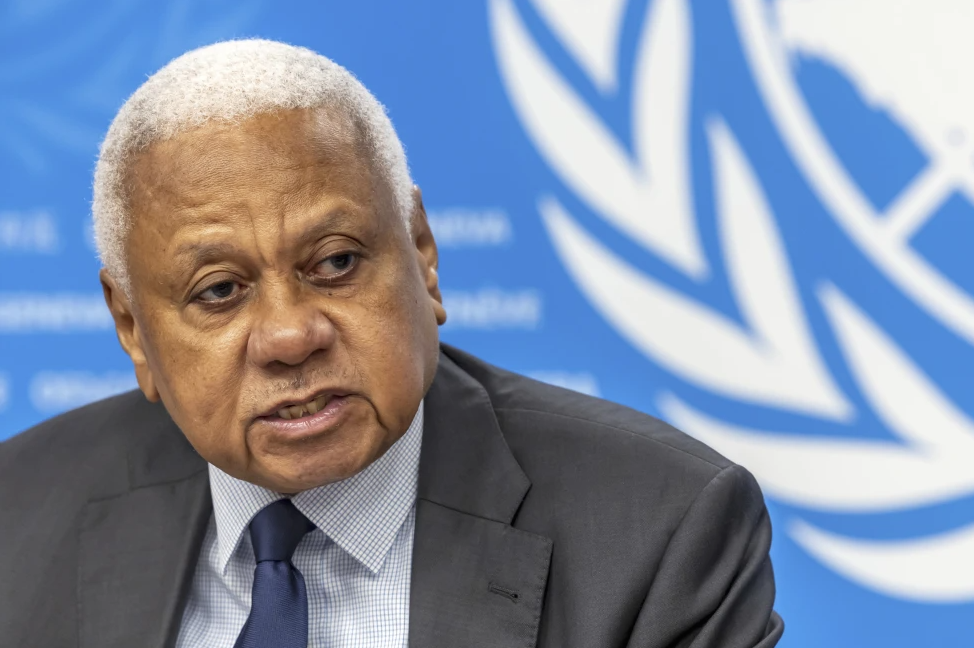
4, 0, 973, 644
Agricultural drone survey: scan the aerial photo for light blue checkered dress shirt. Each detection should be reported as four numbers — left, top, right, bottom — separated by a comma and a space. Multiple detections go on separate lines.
175, 404, 423, 647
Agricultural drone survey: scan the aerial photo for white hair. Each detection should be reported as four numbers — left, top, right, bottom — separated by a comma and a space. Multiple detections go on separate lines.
92, 39, 414, 295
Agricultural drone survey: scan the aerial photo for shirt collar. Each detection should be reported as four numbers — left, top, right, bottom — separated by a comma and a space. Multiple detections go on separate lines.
208, 401, 423, 575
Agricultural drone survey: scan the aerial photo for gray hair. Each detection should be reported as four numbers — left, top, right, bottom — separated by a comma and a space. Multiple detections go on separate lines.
92, 39, 414, 295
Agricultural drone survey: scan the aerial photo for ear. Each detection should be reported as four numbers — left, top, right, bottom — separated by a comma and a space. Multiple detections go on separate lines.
99, 269, 160, 402
408, 186, 447, 326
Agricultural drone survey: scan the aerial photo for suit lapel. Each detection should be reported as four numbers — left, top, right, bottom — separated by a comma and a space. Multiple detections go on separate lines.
78, 405, 210, 648
410, 349, 553, 648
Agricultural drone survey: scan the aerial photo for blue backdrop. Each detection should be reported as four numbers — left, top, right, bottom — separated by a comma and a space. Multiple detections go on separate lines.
3, 0, 972, 645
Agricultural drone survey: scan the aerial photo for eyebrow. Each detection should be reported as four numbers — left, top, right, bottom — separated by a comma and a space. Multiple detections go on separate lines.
174, 241, 239, 266
172, 208, 366, 268
297, 209, 364, 245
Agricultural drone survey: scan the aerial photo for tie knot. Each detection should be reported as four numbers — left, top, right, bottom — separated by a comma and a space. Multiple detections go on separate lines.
248, 499, 314, 562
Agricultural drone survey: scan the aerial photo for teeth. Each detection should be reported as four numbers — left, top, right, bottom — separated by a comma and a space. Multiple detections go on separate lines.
276, 395, 332, 420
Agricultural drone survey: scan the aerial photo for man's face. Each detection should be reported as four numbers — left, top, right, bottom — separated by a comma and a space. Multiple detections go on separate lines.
102, 108, 446, 493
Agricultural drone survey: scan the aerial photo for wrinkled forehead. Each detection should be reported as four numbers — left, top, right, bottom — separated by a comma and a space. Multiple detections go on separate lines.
123, 107, 378, 220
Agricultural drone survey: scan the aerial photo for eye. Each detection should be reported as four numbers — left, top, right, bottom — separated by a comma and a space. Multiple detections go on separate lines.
196, 280, 239, 303
313, 252, 358, 279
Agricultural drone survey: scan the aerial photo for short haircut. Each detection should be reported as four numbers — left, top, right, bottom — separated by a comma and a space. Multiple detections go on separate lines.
93, 39, 414, 295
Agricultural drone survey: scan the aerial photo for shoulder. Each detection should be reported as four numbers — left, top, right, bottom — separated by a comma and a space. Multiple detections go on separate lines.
0, 389, 151, 467
0, 391, 162, 509
442, 346, 764, 549
444, 345, 733, 484
442, 346, 770, 612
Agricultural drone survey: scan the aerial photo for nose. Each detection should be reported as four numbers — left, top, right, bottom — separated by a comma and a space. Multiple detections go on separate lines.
248, 287, 337, 368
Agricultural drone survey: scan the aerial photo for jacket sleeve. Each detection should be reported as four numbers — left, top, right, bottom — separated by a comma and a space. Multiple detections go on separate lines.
627, 464, 784, 648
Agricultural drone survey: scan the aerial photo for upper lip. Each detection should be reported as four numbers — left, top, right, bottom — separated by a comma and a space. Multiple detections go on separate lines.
257, 388, 349, 419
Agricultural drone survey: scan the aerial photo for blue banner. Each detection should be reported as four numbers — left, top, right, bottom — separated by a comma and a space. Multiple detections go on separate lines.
3, 1, 971, 645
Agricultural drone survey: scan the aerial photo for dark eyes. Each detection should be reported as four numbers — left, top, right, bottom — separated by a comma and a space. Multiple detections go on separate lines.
193, 251, 360, 305
197, 281, 238, 302
315, 252, 356, 277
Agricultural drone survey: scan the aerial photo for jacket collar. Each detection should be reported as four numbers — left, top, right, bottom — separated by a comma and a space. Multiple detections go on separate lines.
417, 347, 531, 522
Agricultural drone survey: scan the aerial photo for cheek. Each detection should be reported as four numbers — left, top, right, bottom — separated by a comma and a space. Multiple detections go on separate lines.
344, 276, 434, 428
143, 315, 249, 456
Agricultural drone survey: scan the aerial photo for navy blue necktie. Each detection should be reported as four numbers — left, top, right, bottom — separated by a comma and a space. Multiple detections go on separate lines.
234, 499, 315, 648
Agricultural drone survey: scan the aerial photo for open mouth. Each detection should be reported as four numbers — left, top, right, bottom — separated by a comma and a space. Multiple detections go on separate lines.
268, 393, 344, 420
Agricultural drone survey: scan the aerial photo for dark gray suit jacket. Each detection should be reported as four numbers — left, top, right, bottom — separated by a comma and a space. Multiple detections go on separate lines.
0, 345, 783, 647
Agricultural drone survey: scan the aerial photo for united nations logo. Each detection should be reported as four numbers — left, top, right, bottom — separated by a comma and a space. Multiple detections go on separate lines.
489, 0, 974, 602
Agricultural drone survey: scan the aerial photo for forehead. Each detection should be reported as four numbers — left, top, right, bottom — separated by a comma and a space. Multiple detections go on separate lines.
125, 107, 375, 221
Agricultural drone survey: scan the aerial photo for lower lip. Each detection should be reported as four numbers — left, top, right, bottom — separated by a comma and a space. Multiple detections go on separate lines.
257, 395, 352, 437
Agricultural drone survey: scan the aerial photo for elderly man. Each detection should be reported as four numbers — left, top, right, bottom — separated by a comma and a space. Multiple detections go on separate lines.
0, 40, 782, 647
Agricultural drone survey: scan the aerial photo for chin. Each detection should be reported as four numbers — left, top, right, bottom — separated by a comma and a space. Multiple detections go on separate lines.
245, 398, 391, 491
260, 443, 381, 493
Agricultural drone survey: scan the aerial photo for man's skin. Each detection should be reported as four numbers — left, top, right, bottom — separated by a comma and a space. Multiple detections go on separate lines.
99, 107, 447, 494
